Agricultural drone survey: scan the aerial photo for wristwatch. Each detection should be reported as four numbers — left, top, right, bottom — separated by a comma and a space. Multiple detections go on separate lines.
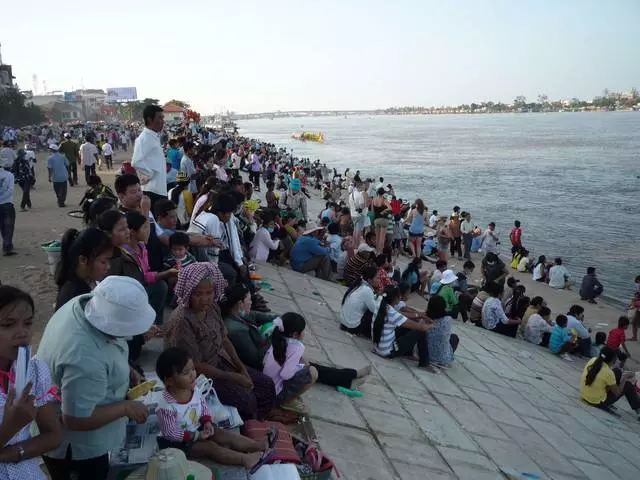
15, 445, 25, 462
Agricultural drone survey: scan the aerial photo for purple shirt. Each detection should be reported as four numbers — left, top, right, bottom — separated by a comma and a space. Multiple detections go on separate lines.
250, 154, 262, 172
263, 338, 305, 394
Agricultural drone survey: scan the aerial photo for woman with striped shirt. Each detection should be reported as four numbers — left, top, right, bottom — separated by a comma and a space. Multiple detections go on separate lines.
372, 285, 434, 371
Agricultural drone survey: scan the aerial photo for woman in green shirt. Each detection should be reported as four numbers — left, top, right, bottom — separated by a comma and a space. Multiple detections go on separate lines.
220, 284, 277, 371
436, 270, 459, 317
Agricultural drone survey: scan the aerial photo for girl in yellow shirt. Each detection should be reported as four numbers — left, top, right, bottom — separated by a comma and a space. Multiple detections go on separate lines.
580, 346, 640, 418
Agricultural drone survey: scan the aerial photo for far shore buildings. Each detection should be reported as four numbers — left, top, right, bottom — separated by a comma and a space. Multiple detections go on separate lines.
26, 89, 110, 122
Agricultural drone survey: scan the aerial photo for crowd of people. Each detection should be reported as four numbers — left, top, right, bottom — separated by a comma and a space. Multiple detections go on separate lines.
1, 106, 640, 479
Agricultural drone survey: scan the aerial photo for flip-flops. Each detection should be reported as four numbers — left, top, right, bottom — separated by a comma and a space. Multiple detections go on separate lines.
267, 426, 279, 449
249, 448, 275, 475
280, 397, 308, 415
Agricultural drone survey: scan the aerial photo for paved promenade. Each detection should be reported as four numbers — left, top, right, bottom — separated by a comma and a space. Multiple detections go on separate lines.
249, 262, 640, 479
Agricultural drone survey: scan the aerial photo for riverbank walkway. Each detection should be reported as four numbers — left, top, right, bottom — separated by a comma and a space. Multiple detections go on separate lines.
200, 263, 640, 479
226, 174, 640, 480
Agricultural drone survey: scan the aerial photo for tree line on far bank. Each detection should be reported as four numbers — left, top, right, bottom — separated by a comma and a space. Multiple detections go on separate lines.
384, 88, 640, 115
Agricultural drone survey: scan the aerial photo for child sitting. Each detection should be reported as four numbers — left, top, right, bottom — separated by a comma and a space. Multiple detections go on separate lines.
422, 232, 437, 257
155, 347, 272, 470
371, 254, 397, 294
263, 313, 318, 407
164, 232, 197, 271
606, 316, 631, 368
591, 331, 607, 358
549, 314, 576, 361
325, 222, 343, 273
79, 174, 116, 209
517, 249, 530, 272
372, 285, 433, 370
524, 306, 553, 347
249, 212, 280, 263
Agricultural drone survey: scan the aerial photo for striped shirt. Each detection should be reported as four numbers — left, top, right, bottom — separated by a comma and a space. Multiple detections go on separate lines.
156, 387, 212, 442
374, 305, 407, 356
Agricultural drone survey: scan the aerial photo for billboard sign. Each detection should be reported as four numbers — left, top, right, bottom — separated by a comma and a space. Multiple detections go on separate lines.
106, 87, 138, 103
63, 91, 76, 102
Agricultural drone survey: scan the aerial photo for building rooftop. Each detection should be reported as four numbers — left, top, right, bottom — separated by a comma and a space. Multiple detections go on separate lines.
162, 102, 184, 113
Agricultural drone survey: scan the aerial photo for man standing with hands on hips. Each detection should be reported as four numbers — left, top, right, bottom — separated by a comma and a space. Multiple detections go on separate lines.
131, 105, 167, 210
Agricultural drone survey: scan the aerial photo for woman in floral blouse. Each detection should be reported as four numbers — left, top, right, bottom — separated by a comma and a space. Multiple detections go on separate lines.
0, 285, 61, 479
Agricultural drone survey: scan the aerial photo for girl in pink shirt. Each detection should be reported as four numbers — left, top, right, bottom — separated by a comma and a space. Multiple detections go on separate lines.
262, 313, 318, 406
263, 313, 372, 408
124, 211, 178, 326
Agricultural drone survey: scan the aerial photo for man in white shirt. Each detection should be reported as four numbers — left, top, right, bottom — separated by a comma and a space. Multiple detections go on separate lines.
102, 141, 114, 170
131, 105, 167, 208
460, 212, 474, 259
179, 142, 197, 193
0, 164, 16, 255
120, 131, 129, 152
0, 142, 16, 170
188, 193, 243, 283
230, 150, 241, 178
348, 182, 368, 247
480, 222, 500, 254
548, 257, 571, 289
566, 305, 592, 356
79, 136, 99, 185
429, 210, 439, 228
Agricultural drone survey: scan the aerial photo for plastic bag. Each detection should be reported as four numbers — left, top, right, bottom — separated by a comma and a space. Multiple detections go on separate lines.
195, 375, 243, 429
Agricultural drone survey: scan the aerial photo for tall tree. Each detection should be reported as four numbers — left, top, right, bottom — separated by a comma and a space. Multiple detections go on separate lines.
513, 96, 527, 109
0, 88, 45, 126
117, 98, 159, 121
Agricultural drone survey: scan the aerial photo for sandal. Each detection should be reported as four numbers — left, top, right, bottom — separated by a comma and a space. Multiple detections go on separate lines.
249, 449, 275, 475
280, 397, 308, 415
267, 426, 279, 449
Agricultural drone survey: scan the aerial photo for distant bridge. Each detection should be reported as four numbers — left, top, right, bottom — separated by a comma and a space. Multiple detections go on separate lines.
231, 110, 383, 120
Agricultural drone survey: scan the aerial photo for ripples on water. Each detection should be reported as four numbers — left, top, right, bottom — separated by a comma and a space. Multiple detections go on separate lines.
240, 113, 640, 306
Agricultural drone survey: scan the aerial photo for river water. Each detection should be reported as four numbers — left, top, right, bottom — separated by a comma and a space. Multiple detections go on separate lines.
239, 113, 640, 306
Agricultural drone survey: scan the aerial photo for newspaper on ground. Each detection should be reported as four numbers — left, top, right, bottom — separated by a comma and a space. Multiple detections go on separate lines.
109, 372, 243, 466
109, 377, 163, 466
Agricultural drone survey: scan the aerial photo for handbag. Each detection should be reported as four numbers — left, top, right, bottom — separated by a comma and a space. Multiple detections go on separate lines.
242, 420, 301, 465
292, 436, 340, 479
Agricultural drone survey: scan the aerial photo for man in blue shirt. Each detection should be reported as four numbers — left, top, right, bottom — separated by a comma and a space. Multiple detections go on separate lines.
47, 144, 69, 207
290, 226, 332, 280
167, 139, 182, 170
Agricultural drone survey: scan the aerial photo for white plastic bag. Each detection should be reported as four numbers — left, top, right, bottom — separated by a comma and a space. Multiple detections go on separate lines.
250, 464, 301, 480
195, 374, 244, 429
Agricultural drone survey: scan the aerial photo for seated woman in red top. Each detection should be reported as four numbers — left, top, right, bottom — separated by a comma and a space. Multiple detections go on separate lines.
606, 316, 632, 368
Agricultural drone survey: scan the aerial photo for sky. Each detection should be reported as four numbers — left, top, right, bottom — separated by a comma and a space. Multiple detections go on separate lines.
3, 0, 640, 114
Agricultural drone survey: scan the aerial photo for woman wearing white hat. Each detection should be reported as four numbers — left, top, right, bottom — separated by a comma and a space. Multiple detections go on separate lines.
434, 270, 459, 318
37, 276, 156, 480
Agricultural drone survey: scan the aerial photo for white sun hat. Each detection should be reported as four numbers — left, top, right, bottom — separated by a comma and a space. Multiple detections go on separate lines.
126, 448, 211, 480
84, 276, 155, 337
440, 269, 458, 285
